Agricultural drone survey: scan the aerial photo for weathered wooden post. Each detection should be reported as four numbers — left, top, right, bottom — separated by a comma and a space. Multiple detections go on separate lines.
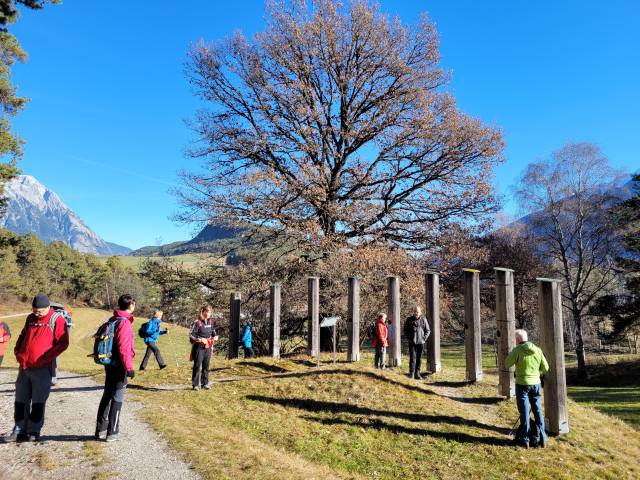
495, 268, 516, 397
228, 292, 241, 360
387, 276, 401, 367
347, 277, 360, 362
425, 272, 441, 373
269, 283, 281, 359
463, 269, 482, 382
537, 278, 570, 435
307, 277, 320, 359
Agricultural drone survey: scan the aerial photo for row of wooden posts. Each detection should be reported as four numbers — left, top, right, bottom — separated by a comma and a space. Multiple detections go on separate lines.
226, 268, 569, 435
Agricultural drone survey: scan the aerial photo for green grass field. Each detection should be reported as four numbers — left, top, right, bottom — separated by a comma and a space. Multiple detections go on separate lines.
96, 253, 220, 272
2, 309, 639, 479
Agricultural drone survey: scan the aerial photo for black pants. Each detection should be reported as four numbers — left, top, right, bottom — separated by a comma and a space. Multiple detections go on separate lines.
140, 342, 165, 369
192, 346, 211, 387
408, 343, 424, 377
0, 355, 3, 367
96, 365, 127, 435
243, 346, 254, 358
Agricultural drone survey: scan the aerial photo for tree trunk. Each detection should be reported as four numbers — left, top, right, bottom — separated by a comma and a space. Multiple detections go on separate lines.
573, 308, 588, 381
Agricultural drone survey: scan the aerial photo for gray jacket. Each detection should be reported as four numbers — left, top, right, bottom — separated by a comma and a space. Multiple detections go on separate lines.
404, 315, 430, 345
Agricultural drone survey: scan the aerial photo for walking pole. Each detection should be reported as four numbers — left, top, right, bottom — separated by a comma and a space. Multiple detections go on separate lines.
166, 327, 179, 367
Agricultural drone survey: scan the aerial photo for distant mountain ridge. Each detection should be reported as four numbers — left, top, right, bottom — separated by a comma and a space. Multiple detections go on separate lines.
1, 175, 131, 255
130, 224, 240, 256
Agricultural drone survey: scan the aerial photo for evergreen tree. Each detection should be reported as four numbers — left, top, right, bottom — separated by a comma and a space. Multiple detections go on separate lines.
592, 174, 640, 345
0, 0, 59, 214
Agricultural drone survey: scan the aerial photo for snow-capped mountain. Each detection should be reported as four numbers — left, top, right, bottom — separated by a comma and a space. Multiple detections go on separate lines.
1, 175, 131, 255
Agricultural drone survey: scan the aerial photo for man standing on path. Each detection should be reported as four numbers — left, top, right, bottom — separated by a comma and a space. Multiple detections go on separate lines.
95, 294, 136, 442
505, 329, 550, 449
139, 309, 168, 370
404, 306, 430, 380
2, 293, 69, 442
0, 320, 11, 367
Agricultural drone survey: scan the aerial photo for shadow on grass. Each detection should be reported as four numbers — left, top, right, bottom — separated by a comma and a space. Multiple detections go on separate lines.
0, 385, 103, 394
127, 384, 188, 392
446, 396, 506, 405
429, 380, 473, 388
246, 394, 510, 435
302, 415, 513, 446
237, 361, 290, 374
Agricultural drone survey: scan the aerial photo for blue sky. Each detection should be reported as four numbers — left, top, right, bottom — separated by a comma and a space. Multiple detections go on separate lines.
11, 1, 640, 250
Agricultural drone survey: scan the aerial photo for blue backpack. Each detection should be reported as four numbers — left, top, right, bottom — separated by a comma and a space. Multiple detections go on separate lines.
92, 317, 124, 366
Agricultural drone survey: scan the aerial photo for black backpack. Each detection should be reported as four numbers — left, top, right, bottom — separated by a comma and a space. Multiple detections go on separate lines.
366, 322, 376, 339
138, 321, 149, 339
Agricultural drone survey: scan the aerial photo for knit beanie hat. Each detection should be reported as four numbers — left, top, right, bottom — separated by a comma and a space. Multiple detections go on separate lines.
32, 293, 50, 309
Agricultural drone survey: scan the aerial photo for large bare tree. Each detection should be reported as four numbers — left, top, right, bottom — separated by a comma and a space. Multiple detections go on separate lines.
515, 143, 624, 379
179, 0, 503, 256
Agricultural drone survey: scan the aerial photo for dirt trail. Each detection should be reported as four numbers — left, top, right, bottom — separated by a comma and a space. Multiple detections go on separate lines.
0, 369, 200, 480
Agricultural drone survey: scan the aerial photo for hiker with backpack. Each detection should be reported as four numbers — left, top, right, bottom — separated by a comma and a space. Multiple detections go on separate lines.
0, 320, 11, 367
372, 312, 388, 369
94, 294, 136, 442
189, 305, 218, 390
2, 294, 69, 443
240, 320, 253, 358
404, 305, 431, 380
139, 309, 168, 370
505, 329, 550, 449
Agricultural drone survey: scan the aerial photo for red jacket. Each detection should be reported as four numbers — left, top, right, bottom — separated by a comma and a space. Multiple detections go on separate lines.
113, 310, 135, 371
14, 309, 69, 369
0, 321, 11, 357
372, 319, 388, 348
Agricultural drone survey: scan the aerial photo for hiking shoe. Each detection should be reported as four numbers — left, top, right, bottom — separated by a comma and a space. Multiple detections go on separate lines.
2, 428, 27, 443
28, 433, 42, 443
50, 377, 58, 386
139, 367, 146, 371
192, 385, 200, 391
105, 434, 119, 442
159, 364, 167, 370
94, 429, 107, 441
538, 435, 548, 448
415, 373, 423, 380
202, 384, 211, 390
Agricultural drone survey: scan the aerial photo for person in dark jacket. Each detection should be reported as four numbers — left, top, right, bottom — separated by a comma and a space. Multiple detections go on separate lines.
139, 309, 168, 370
95, 294, 136, 442
189, 305, 218, 390
404, 306, 430, 380
0, 320, 11, 367
2, 293, 69, 443
240, 321, 253, 358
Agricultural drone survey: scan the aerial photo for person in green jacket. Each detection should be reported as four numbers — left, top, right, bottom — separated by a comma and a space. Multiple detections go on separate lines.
505, 329, 550, 448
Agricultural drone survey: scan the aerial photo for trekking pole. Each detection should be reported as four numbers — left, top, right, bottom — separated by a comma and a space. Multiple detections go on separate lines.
166, 328, 179, 367
508, 417, 520, 437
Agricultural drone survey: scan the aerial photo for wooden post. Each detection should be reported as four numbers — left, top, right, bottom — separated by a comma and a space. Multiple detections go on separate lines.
269, 283, 281, 359
387, 276, 401, 367
228, 292, 241, 360
332, 324, 337, 364
425, 272, 441, 373
495, 268, 516, 397
347, 277, 360, 362
307, 277, 320, 359
537, 278, 570, 435
463, 269, 482, 382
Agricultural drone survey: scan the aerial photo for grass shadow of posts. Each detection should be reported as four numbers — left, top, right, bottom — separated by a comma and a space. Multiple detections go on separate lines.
303, 416, 513, 447
237, 361, 290, 374
246, 395, 511, 435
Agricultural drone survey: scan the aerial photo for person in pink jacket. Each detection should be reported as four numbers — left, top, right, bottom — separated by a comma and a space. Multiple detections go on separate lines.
95, 294, 136, 442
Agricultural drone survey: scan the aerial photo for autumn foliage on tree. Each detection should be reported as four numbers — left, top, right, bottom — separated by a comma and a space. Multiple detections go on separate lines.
179, 0, 504, 256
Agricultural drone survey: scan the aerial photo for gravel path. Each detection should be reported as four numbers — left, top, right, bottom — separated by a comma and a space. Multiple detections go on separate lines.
0, 368, 201, 480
